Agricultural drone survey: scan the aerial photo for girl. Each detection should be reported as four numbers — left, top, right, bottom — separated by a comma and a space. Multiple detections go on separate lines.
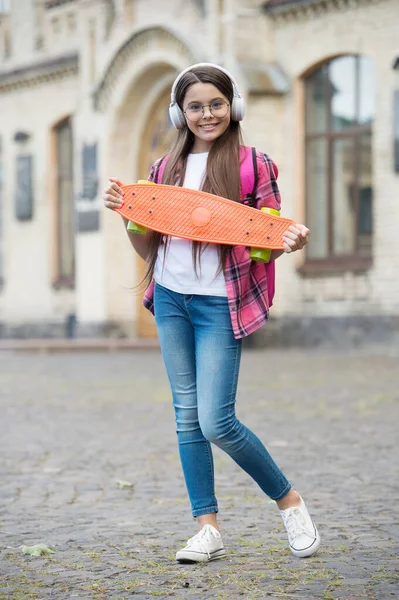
104, 63, 320, 563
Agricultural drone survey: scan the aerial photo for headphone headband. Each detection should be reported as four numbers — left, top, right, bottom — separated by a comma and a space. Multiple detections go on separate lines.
170, 62, 242, 103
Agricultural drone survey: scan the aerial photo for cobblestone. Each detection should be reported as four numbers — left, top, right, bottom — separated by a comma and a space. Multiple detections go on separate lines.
0, 348, 398, 599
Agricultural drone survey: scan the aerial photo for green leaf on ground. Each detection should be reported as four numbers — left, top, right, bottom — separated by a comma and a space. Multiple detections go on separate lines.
116, 480, 134, 489
21, 544, 56, 557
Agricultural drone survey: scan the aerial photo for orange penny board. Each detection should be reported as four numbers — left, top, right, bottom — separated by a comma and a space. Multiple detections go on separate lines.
115, 183, 294, 250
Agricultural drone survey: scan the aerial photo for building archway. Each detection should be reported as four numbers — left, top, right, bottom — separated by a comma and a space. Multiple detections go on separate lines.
136, 85, 175, 337
102, 28, 197, 337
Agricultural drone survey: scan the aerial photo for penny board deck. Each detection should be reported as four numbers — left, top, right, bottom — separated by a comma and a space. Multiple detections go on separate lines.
115, 183, 294, 249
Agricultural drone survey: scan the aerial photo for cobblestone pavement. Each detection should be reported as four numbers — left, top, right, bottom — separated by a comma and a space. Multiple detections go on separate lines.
0, 347, 398, 600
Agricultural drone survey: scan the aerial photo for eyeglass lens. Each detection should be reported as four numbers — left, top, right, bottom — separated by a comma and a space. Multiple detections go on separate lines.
184, 101, 229, 121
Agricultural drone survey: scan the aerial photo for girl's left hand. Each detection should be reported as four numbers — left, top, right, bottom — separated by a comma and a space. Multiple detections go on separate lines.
282, 224, 310, 253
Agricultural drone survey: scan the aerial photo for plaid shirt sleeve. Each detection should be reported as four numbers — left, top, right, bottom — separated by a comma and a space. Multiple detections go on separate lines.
147, 157, 164, 183
255, 152, 281, 212
224, 150, 282, 339
147, 163, 156, 182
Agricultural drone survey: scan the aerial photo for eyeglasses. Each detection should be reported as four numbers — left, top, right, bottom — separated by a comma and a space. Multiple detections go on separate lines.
183, 100, 230, 122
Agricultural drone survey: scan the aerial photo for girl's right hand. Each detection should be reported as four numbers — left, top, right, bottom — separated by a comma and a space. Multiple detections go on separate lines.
103, 177, 125, 210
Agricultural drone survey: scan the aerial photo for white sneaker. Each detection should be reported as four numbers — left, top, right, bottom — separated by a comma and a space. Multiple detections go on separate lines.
176, 524, 226, 563
280, 498, 320, 558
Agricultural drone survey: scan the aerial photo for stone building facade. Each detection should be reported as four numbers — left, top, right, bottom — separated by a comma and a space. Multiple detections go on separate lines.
0, 0, 398, 344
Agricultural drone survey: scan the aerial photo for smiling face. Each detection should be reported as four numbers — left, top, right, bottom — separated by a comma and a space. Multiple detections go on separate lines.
182, 82, 231, 153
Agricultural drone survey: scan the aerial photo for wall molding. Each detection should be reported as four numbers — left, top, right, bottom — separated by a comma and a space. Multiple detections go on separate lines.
44, 0, 76, 8
262, 0, 387, 21
0, 53, 78, 94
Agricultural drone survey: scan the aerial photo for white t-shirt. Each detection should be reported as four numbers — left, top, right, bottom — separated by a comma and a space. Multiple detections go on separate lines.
153, 152, 228, 297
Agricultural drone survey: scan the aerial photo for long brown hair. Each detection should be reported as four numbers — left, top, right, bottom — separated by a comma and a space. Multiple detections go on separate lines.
143, 65, 243, 287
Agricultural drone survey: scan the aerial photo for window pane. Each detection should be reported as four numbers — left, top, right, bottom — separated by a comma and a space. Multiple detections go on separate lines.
394, 91, 399, 173
0, 0, 10, 14
358, 56, 375, 126
357, 133, 372, 255
57, 119, 75, 280
305, 66, 328, 134
59, 179, 75, 278
306, 139, 328, 259
332, 138, 355, 256
329, 56, 356, 130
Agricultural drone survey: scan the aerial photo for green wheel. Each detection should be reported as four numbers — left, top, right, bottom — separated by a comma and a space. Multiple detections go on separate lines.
250, 248, 272, 263
126, 180, 155, 234
250, 207, 281, 262
261, 207, 280, 217
127, 221, 148, 235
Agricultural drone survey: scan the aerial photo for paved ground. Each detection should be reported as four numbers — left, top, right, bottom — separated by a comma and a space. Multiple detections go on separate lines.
0, 347, 398, 600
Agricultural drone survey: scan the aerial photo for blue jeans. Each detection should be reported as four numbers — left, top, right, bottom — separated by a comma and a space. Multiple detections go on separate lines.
154, 283, 291, 517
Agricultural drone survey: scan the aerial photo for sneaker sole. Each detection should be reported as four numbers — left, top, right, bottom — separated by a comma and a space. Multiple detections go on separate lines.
176, 548, 226, 563
290, 526, 321, 558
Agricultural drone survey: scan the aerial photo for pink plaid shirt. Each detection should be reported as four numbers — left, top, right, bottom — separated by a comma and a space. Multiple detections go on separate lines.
142, 149, 281, 339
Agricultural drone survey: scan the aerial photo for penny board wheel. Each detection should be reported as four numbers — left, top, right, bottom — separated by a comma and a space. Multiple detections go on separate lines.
127, 221, 148, 234
126, 180, 156, 234
250, 207, 281, 262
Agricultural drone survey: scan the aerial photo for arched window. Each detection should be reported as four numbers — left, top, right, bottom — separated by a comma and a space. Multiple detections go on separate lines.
304, 55, 374, 268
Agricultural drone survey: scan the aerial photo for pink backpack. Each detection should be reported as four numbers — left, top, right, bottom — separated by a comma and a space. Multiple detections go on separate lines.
153, 145, 276, 306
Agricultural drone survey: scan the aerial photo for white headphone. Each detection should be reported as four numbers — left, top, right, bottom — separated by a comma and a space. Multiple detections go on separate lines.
168, 62, 245, 130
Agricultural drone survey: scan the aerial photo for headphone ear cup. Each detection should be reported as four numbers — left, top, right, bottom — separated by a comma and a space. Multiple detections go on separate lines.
169, 102, 186, 129
231, 95, 245, 122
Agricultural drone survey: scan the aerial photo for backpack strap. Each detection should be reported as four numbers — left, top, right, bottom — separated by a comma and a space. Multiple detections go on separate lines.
239, 145, 275, 306
250, 146, 258, 200
154, 146, 258, 201
240, 146, 257, 207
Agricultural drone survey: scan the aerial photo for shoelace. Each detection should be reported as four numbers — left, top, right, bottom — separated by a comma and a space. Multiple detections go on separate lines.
185, 527, 216, 559
283, 507, 314, 541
